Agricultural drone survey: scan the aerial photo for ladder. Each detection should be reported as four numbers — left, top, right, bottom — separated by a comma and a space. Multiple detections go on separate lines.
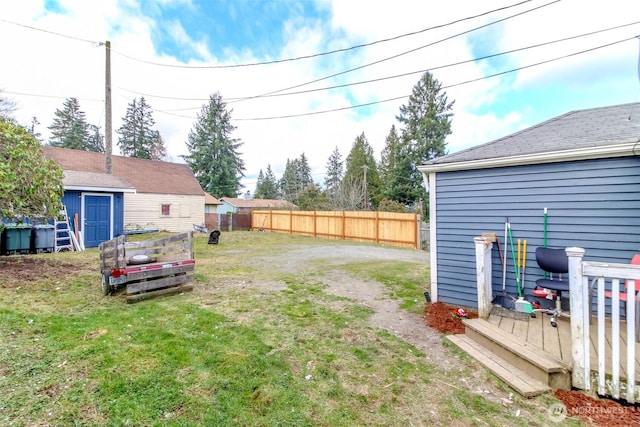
54, 205, 74, 252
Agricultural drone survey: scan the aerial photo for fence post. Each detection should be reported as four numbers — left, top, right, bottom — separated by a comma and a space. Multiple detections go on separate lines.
567, 246, 589, 391
474, 236, 493, 319
416, 214, 421, 250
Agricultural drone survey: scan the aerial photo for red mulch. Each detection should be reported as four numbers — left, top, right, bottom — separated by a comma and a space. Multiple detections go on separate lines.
554, 389, 640, 426
423, 301, 478, 334
423, 301, 640, 426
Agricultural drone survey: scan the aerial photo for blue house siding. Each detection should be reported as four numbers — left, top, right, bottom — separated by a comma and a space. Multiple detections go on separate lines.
434, 156, 640, 308
61, 190, 124, 248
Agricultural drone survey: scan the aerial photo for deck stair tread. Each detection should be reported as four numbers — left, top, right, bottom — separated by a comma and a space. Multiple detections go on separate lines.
462, 318, 570, 373
447, 334, 552, 398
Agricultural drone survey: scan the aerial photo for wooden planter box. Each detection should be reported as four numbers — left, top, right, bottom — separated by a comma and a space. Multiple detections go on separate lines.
99, 232, 195, 303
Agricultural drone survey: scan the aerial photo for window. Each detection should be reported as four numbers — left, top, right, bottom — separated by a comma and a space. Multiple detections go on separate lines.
161, 204, 171, 216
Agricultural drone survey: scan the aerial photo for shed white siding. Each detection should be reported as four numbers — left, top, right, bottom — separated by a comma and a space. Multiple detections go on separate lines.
124, 193, 204, 233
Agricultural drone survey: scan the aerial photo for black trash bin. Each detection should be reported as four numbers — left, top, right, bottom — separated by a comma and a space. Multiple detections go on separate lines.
31, 224, 55, 253
208, 229, 221, 244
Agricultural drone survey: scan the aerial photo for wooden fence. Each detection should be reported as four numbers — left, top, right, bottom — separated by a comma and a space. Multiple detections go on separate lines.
251, 210, 420, 249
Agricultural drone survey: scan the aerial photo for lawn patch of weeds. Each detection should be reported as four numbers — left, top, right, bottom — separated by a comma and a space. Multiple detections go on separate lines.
339, 260, 428, 313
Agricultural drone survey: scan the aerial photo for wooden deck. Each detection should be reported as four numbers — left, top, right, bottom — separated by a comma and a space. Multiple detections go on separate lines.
487, 313, 640, 384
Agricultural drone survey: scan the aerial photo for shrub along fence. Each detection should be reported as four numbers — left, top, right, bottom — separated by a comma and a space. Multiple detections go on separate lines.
251, 210, 421, 249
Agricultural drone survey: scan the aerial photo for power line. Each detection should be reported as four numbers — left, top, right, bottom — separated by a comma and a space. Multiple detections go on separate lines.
233, 35, 638, 121
109, 0, 536, 69
225, 21, 640, 101
228, 0, 562, 103
119, 0, 564, 105
3, 90, 103, 103
0, 17, 100, 45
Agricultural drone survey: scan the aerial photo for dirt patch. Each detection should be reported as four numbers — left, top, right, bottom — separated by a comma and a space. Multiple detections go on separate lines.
0, 256, 77, 287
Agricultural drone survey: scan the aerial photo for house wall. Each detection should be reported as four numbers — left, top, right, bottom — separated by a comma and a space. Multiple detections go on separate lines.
219, 200, 236, 213
62, 190, 124, 238
433, 156, 640, 308
124, 193, 204, 233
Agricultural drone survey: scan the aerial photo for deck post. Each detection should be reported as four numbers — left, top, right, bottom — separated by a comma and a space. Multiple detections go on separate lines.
474, 237, 493, 319
567, 247, 589, 391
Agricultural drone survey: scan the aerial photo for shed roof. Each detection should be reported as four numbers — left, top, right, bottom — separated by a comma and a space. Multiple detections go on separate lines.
420, 102, 640, 172
43, 146, 204, 196
61, 170, 135, 192
221, 197, 297, 209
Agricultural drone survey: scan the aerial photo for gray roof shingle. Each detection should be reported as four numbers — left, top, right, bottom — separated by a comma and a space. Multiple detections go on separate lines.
424, 102, 640, 166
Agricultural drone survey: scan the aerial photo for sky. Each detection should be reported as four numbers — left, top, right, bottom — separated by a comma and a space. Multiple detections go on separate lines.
1, 0, 639, 194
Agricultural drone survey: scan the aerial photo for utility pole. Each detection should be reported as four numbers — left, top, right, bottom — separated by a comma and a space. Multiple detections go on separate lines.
105, 40, 112, 174
362, 165, 368, 210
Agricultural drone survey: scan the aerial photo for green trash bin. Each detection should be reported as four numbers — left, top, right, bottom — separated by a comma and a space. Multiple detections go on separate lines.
3, 223, 32, 255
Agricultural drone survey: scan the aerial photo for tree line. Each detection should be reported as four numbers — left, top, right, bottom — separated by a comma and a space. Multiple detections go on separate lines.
0, 70, 451, 221
254, 71, 453, 215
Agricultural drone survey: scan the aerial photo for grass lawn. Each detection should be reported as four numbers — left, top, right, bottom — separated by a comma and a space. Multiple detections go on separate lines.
0, 231, 578, 426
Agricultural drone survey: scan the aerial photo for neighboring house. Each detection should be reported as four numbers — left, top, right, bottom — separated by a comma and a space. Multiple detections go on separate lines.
43, 146, 205, 248
417, 102, 640, 309
204, 192, 222, 230
220, 193, 297, 214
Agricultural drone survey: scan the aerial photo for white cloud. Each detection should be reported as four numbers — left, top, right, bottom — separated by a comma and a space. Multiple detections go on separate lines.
2, 0, 638, 193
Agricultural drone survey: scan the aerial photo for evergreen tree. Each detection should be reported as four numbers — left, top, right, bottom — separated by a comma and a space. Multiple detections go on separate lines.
116, 97, 161, 159
297, 153, 313, 189
379, 125, 400, 190
48, 97, 90, 150
255, 165, 279, 199
254, 169, 265, 197
324, 146, 343, 196
279, 159, 300, 204
343, 132, 381, 210
297, 183, 332, 211
183, 92, 245, 198
396, 71, 454, 214
397, 71, 453, 162
383, 138, 415, 206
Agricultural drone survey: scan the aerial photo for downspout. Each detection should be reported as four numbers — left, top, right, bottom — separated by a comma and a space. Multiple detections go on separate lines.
421, 171, 438, 302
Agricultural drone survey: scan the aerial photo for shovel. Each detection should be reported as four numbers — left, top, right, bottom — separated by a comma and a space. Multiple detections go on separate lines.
491, 219, 516, 309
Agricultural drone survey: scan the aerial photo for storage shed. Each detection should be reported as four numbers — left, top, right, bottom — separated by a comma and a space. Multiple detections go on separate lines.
418, 102, 640, 308
43, 147, 205, 248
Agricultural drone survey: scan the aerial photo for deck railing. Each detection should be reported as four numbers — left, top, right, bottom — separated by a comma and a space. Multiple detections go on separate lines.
567, 247, 640, 403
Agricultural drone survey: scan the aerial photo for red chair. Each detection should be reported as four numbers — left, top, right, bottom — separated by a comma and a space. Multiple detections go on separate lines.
604, 254, 640, 341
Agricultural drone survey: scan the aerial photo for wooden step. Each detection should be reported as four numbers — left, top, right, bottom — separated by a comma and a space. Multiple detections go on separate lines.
447, 334, 552, 397
462, 318, 571, 391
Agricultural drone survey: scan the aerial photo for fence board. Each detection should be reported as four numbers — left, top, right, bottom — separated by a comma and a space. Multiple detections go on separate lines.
251, 210, 419, 248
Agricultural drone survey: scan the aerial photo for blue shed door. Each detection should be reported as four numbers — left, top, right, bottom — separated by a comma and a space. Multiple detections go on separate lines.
84, 195, 111, 248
